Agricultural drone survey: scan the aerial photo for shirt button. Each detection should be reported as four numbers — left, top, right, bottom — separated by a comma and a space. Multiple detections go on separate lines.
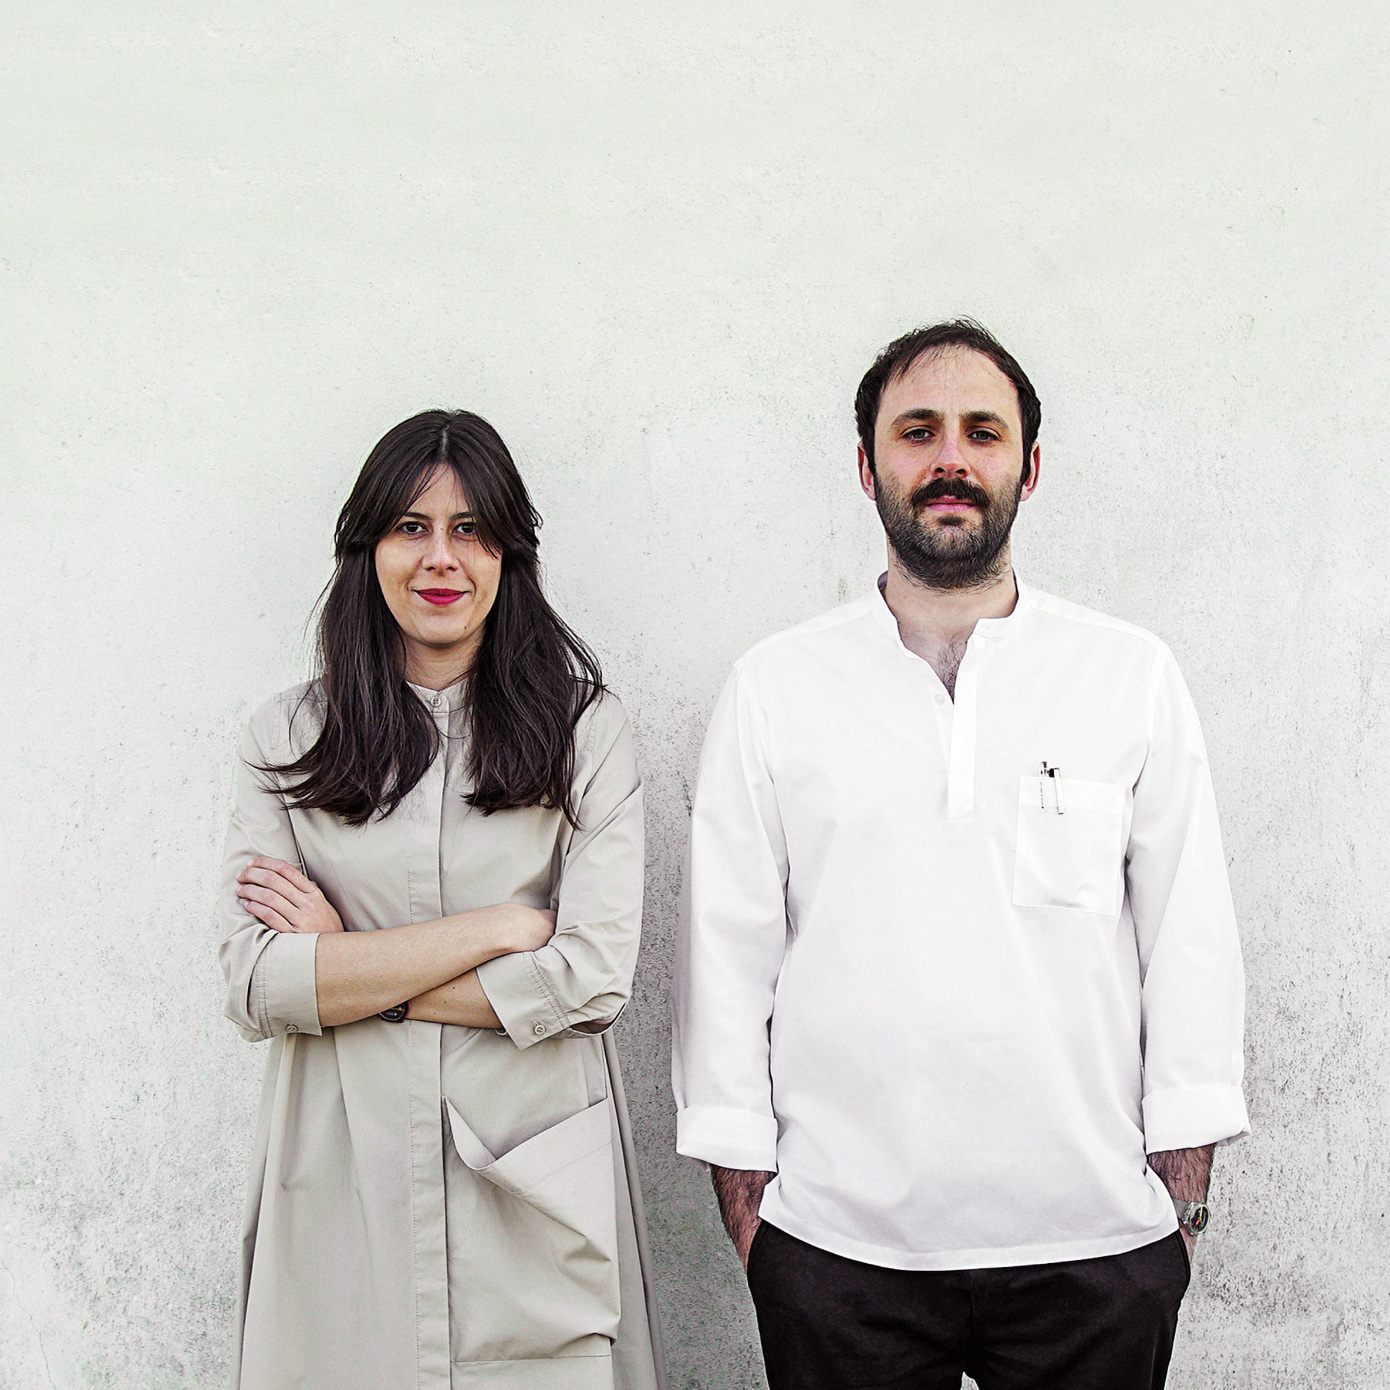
934, 694, 946, 706
285, 1024, 298, 1033
431, 695, 442, 710
533, 1022, 546, 1036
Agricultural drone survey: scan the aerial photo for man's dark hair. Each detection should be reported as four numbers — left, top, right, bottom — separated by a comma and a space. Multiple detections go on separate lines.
854, 318, 1042, 474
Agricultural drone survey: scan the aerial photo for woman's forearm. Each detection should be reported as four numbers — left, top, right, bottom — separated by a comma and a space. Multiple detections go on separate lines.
314, 905, 541, 1026
405, 970, 503, 1029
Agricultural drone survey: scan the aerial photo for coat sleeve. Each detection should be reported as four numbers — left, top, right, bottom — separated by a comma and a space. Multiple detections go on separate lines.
217, 700, 322, 1044
670, 665, 788, 1173
476, 695, 644, 1049
1128, 649, 1249, 1152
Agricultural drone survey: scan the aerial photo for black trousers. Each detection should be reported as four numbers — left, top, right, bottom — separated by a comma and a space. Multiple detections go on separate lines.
746, 1222, 1190, 1390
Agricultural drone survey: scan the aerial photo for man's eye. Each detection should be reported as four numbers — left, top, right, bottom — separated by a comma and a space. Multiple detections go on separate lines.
904, 428, 931, 441
969, 431, 999, 442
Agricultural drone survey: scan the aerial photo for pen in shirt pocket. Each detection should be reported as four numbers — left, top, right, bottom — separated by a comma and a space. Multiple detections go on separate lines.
1040, 762, 1065, 814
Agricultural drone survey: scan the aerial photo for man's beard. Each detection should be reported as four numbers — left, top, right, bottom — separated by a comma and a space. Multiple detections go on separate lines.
875, 474, 1022, 591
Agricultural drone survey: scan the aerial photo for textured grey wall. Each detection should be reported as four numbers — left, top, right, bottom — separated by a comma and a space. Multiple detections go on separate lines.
2, 2, 1387, 1386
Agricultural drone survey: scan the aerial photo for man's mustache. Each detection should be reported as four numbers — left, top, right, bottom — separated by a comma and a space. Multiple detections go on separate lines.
910, 478, 992, 511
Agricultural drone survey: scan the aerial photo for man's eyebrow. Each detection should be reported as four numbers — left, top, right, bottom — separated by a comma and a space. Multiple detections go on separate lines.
887, 408, 1012, 430
962, 410, 1010, 429
889, 408, 944, 429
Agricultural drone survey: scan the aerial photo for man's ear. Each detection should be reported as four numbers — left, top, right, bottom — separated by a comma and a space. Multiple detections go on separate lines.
1021, 444, 1041, 499
857, 442, 877, 501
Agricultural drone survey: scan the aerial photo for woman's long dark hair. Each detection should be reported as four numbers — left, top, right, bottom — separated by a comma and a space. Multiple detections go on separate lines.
263, 410, 603, 827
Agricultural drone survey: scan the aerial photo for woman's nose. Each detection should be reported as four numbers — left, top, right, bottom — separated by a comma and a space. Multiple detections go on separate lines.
423, 531, 459, 571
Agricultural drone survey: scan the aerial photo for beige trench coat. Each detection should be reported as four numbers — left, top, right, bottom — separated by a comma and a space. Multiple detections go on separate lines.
218, 680, 666, 1390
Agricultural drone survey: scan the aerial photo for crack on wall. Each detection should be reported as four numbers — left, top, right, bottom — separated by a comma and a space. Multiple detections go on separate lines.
0, 1248, 57, 1390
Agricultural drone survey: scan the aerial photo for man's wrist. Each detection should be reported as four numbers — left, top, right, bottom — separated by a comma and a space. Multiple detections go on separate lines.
1172, 1198, 1210, 1238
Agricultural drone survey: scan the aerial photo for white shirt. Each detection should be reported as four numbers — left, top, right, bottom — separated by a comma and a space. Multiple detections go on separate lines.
672, 579, 1249, 1271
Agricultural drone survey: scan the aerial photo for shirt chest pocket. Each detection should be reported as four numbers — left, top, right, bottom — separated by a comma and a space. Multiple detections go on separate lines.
1012, 776, 1126, 916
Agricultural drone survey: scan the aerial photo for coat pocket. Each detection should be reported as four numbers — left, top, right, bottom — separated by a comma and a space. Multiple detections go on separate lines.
445, 1097, 622, 1359
1012, 776, 1125, 915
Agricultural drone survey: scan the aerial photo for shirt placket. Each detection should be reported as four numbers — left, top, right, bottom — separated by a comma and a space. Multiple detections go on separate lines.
945, 633, 988, 821
406, 692, 452, 1389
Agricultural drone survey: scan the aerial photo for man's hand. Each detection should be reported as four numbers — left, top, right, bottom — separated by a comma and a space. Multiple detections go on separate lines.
237, 857, 344, 934
711, 1166, 774, 1270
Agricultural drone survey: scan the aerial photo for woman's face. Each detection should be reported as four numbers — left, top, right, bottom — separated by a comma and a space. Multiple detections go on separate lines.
374, 465, 503, 686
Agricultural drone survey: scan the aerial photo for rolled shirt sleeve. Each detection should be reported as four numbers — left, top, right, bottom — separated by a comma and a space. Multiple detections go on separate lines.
1128, 651, 1249, 1152
217, 703, 323, 1043
671, 666, 789, 1173
477, 695, 645, 1049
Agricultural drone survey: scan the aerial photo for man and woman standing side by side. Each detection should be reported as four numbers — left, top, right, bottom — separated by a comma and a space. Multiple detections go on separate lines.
219, 321, 1246, 1390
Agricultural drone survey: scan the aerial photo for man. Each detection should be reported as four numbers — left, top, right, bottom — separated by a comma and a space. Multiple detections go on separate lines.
671, 320, 1248, 1389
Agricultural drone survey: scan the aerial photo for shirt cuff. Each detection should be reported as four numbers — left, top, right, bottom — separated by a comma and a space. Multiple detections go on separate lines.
676, 1106, 779, 1171
1143, 1083, 1250, 1152
251, 932, 322, 1038
476, 951, 571, 1049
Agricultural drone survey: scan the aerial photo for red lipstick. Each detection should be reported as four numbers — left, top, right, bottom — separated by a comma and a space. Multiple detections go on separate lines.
416, 589, 465, 606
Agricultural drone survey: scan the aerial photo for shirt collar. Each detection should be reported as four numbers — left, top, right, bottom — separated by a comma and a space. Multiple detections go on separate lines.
407, 677, 469, 712
868, 571, 1033, 655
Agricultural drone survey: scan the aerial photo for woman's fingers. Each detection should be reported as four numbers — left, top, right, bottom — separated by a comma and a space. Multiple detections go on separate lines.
243, 897, 297, 933
242, 857, 322, 898
277, 863, 318, 895
239, 856, 344, 933
237, 883, 300, 921
239, 864, 310, 905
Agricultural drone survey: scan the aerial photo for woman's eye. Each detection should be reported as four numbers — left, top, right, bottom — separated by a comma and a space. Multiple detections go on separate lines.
455, 522, 476, 537
398, 521, 425, 535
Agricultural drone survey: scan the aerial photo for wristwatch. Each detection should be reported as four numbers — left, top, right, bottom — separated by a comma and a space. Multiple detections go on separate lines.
379, 1003, 409, 1022
1173, 1200, 1209, 1237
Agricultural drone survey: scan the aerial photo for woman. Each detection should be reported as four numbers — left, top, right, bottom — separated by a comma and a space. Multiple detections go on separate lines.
218, 411, 666, 1390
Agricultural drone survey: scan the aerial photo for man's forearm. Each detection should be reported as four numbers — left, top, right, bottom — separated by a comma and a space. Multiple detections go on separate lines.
1148, 1144, 1214, 1204
712, 1165, 774, 1270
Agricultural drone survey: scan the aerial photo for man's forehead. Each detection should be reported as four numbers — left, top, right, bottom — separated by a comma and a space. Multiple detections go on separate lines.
882, 347, 1019, 416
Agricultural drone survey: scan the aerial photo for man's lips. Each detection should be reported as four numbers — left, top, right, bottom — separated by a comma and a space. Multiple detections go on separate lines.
415, 589, 466, 606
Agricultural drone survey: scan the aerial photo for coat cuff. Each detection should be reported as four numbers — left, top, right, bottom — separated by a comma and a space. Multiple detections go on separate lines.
475, 951, 571, 1049
676, 1106, 779, 1171
1143, 1084, 1250, 1152
251, 932, 322, 1038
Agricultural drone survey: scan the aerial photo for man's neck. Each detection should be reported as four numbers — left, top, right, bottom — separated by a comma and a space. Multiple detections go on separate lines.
881, 547, 1019, 697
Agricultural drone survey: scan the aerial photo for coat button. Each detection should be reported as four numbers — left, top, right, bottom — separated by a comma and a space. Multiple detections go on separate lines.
285, 1024, 298, 1033
533, 1023, 546, 1036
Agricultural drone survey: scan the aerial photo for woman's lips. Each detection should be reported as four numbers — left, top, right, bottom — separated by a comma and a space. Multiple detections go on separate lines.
416, 589, 465, 606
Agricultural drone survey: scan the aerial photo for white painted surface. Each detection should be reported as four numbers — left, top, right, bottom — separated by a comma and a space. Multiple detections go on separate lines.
1, 3, 1386, 1386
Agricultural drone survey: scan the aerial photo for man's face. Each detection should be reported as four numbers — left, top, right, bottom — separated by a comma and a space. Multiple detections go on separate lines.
858, 346, 1040, 590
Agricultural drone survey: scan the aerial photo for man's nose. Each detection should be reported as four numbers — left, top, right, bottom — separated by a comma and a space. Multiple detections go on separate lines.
931, 430, 969, 476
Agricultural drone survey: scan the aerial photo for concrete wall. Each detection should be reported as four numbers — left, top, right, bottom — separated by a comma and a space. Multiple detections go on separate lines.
2, 2, 1386, 1385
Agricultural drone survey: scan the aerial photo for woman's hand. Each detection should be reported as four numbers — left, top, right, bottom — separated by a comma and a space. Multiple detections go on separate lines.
473, 902, 557, 954
236, 856, 345, 934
